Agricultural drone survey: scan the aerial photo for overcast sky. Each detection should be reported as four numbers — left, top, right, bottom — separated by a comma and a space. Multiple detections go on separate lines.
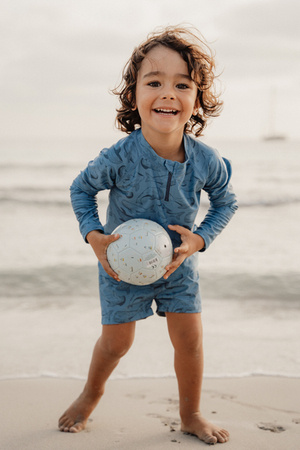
1, 0, 299, 141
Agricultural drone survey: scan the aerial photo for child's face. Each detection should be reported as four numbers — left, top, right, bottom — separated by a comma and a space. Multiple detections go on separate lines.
135, 45, 199, 143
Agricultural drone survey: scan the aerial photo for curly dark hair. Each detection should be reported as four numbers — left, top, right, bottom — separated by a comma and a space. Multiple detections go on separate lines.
113, 26, 223, 137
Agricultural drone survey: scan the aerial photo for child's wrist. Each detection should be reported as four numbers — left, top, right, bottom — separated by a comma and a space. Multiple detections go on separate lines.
86, 229, 104, 243
194, 233, 205, 251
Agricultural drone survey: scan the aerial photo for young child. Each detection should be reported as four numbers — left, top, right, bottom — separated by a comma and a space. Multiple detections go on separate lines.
59, 26, 238, 445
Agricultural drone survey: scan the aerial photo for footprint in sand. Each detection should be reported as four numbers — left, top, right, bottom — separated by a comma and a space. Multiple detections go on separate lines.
257, 422, 286, 433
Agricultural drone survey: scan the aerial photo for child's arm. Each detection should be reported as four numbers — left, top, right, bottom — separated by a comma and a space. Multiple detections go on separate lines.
164, 153, 238, 278
70, 147, 121, 280
194, 156, 238, 250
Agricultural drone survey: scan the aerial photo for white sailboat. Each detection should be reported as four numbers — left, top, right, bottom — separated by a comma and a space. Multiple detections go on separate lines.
263, 88, 287, 141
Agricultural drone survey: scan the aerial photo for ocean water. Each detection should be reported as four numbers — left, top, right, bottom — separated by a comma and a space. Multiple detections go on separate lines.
0, 134, 299, 380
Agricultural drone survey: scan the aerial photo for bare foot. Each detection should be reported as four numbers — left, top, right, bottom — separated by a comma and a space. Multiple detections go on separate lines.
58, 391, 100, 433
181, 413, 229, 445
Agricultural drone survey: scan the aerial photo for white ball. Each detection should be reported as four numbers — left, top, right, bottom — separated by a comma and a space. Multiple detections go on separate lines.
107, 219, 173, 286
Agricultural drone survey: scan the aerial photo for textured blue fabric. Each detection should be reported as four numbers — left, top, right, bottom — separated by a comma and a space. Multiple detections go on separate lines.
98, 252, 201, 324
70, 128, 238, 251
70, 129, 238, 324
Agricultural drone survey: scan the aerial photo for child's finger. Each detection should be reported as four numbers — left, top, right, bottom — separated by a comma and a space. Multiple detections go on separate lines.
168, 224, 190, 235
106, 233, 120, 246
172, 253, 186, 268
164, 253, 186, 279
174, 243, 189, 254
101, 258, 121, 282
105, 265, 121, 281
163, 266, 178, 279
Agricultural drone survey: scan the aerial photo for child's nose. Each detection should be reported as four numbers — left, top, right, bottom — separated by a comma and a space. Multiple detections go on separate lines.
162, 94, 175, 100
161, 85, 176, 100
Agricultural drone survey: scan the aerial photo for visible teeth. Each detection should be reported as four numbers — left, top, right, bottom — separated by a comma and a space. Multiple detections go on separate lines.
155, 109, 177, 114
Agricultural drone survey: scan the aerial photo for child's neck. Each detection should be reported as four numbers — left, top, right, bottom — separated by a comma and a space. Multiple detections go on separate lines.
142, 129, 185, 163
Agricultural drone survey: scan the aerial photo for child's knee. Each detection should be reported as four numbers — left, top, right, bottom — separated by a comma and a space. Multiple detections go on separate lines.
167, 313, 203, 354
102, 338, 132, 359
170, 325, 203, 355
178, 332, 202, 355
100, 327, 135, 359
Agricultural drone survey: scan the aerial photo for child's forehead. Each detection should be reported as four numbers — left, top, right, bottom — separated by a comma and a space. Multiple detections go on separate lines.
138, 45, 189, 75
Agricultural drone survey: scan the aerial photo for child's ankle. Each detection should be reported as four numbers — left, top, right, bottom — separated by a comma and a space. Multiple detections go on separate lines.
180, 410, 202, 424
82, 385, 105, 401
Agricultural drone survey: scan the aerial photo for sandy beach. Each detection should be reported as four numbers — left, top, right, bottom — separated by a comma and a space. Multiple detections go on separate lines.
1, 376, 299, 450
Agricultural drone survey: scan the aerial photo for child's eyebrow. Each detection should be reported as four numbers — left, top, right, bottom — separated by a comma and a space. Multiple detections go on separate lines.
142, 71, 191, 80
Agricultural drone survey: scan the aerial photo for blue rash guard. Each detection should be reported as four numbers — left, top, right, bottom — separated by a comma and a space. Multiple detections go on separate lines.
70, 129, 238, 324
71, 128, 237, 249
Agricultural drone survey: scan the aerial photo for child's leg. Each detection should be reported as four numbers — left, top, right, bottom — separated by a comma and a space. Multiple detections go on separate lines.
166, 312, 229, 445
58, 321, 136, 433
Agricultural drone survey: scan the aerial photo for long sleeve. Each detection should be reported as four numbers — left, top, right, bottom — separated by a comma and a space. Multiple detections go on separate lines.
194, 155, 238, 251
70, 149, 116, 242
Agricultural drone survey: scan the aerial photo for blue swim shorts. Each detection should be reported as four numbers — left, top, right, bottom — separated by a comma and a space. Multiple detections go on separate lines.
98, 253, 202, 325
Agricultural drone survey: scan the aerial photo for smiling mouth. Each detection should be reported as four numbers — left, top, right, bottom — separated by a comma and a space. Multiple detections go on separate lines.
154, 108, 178, 115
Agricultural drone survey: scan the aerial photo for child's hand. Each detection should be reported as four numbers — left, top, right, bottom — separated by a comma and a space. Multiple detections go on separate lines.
163, 225, 205, 279
86, 230, 121, 281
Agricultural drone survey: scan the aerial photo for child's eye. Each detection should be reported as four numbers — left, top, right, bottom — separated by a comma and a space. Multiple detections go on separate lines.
148, 81, 161, 87
177, 83, 189, 90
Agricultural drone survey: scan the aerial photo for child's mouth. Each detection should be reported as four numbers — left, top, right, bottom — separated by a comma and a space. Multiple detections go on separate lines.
154, 108, 178, 116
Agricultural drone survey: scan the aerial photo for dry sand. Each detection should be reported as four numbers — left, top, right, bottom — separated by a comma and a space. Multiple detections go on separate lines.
1, 376, 299, 450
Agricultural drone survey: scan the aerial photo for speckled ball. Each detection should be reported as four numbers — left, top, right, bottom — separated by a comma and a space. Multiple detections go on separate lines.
107, 219, 173, 285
